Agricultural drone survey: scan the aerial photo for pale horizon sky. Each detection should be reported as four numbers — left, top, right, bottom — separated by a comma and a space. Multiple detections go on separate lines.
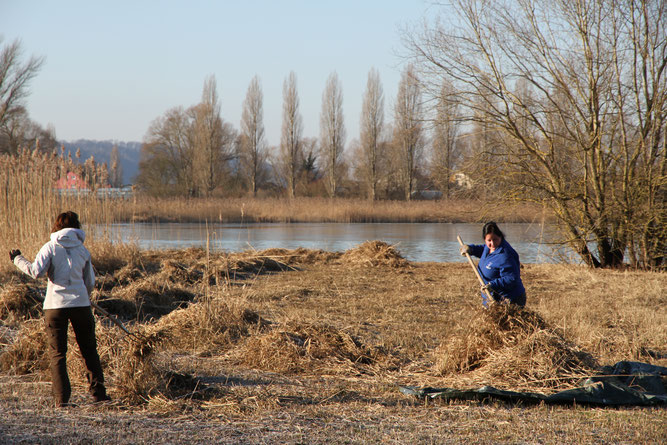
1, 1, 440, 148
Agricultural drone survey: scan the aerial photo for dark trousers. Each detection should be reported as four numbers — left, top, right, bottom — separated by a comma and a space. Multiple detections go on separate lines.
44, 306, 107, 405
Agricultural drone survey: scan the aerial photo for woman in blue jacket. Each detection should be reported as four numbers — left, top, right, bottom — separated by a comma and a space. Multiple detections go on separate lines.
460, 221, 526, 307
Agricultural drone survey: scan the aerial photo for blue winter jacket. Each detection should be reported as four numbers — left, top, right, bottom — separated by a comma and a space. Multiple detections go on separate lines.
469, 239, 526, 306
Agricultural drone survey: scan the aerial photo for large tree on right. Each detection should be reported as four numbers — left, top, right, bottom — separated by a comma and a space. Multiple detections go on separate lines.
407, 0, 666, 269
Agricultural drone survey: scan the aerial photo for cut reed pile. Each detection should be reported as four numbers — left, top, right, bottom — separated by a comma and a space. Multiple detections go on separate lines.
90, 323, 201, 405
0, 297, 265, 404
140, 300, 268, 354
0, 242, 278, 404
91, 296, 269, 403
0, 319, 48, 375
89, 241, 143, 277
434, 303, 598, 391
236, 321, 389, 374
0, 281, 43, 324
342, 241, 408, 268
250, 247, 341, 266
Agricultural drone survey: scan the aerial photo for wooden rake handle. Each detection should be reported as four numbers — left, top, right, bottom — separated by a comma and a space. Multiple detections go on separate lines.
90, 300, 141, 340
457, 235, 494, 303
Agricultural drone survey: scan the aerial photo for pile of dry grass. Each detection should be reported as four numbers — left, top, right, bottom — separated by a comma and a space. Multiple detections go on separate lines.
89, 241, 143, 276
100, 296, 269, 402
0, 278, 47, 373
254, 247, 341, 266
88, 298, 265, 403
434, 304, 597, 390
0, 295, 262, 404
0, 315, 200, 405
0, 313, 200, 405
131, 248, 296, 286
143, 299, 268, 354
108, 280, 194, 320
159, 259, 205, 284
73, 299, 260, 404
62, 322, 201, 405
237, 321, 380, 374
111, 258, 148, 286
0, 282, 43, 323
0, 319, 48, 375
342, 241, 409, 268
215, 253, 295, 279
94, 256, 199, 321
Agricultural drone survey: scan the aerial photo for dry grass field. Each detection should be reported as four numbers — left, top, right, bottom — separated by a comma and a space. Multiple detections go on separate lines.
0, 241, 665, 444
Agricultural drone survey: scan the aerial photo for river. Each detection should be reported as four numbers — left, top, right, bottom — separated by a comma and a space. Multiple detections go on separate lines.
101, 222, 575, 264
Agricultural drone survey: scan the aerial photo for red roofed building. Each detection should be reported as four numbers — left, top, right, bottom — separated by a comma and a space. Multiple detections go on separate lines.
55, 172, 88, 190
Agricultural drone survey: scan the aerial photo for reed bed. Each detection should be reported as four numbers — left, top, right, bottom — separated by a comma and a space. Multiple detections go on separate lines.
0, 148, 119, 262
120, 196, 545, 224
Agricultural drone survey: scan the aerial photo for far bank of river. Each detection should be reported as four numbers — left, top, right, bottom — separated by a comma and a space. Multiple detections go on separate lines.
101, 222, 575, 264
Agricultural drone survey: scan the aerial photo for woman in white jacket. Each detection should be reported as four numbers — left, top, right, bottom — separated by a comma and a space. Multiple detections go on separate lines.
10, 211, 109, 407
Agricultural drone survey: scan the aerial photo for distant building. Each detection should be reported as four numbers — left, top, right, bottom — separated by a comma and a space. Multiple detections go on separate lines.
96, 186, 134, 199
54, 171, 131, 199
451, 172, 473, 190
55, 172, 87, 190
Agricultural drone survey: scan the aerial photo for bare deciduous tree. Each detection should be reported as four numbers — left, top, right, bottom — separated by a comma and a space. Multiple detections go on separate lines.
137, 106, 195, 195
0, 38, 45, 154
393, 65, 424, 200
320, 72, 346, 197
192, 75, 236, 197
279, 72, 303, 198
240, 75, 266, 196
407, 0, 666, 268
431, 80, 461, 197
358, 68, 385, 200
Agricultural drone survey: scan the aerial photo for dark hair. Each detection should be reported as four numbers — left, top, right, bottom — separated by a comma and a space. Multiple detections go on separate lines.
52, 211, 81, 233
482, 221, 504, 240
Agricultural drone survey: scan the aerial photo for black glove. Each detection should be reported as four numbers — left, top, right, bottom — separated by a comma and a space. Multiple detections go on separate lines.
9, 249, 21, 262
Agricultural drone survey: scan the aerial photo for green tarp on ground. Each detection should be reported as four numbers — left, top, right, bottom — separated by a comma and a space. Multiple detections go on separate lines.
400, 361, 667, 407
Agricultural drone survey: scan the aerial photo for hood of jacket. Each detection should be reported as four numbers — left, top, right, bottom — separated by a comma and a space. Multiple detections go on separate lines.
50, 227, 86, 248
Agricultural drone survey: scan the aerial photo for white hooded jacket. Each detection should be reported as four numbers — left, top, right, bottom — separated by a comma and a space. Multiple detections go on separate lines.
14, 228, 95, 309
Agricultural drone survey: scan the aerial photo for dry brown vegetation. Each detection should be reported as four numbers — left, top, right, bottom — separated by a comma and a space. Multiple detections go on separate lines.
117, 196, 547, 224
0, 241, 665, 443
0, 149, 120, 258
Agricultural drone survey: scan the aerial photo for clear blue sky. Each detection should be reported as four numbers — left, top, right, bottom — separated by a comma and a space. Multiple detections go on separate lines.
1, 0, 437, 147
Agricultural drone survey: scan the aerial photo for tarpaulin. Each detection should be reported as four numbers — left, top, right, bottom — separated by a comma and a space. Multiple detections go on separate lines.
400, 361, 667, 407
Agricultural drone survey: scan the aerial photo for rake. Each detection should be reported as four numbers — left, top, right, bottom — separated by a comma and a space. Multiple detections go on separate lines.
457, 235, 493, 306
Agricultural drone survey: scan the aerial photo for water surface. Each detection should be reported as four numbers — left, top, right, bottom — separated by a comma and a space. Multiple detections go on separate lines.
103, 222, 571, 264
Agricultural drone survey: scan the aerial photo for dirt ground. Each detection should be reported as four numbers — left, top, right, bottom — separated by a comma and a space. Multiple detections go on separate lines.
0, 243, 665, 444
